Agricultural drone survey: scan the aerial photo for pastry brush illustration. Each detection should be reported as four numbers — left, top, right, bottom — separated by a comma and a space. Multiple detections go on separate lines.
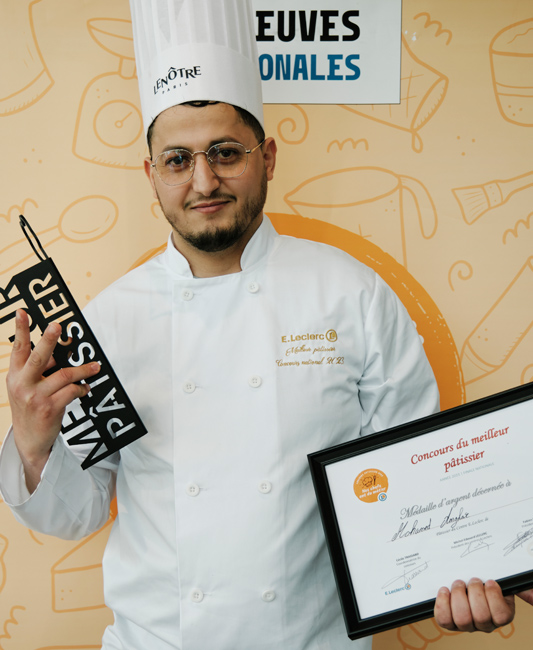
453, 171, 533, 224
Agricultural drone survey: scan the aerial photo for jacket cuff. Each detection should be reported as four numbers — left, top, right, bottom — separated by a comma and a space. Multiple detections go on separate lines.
0, 428, 65, 507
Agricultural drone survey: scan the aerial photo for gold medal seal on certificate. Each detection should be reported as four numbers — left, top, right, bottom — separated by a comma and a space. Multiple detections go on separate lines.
353, 469, 389, 503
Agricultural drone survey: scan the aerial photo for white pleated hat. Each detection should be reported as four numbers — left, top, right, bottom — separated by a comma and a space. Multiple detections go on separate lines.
129, 0, 264, 135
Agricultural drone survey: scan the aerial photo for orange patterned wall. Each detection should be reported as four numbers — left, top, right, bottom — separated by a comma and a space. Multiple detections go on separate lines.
1, 0, 532, 647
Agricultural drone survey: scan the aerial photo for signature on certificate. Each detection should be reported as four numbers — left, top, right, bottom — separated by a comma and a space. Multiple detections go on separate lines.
391, 518, 432, 542
503, 526, 533, 557
440, 506, 469, 530
460, 538, 493, 558
382, 562, 429, 589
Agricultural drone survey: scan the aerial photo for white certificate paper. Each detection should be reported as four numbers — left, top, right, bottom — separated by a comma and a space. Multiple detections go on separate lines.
325, 400, 533, 621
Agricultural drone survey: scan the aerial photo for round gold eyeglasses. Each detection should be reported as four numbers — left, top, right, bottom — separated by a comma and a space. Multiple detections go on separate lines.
150, 140, 265, 186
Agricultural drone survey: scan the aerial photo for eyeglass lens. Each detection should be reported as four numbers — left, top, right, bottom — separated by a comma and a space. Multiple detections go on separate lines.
155, 143, 249, 185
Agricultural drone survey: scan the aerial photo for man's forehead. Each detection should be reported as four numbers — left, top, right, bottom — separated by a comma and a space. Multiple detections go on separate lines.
156, 102, 240, 130
151, 102, 250, 148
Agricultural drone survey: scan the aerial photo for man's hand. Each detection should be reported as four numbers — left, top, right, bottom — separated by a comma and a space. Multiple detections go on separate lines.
6, 309, 100, 493
434, 578, 533, 632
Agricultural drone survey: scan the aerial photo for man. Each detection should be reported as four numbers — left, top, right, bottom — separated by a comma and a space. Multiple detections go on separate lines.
1, 1, 531, 648
4, 95, 532, 648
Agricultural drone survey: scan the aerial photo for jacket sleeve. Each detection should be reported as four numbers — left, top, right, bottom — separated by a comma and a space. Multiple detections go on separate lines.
0, 426, 117, 540
358, 274, 440, 436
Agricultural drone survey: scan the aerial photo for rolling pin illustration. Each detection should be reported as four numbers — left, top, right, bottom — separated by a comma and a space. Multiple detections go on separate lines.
0, 196, 118, 276
460, 256, 533, 384
453, 171, 533, 224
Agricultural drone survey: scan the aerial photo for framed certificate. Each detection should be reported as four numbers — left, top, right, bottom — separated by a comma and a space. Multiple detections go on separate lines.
308, 382, 533, 639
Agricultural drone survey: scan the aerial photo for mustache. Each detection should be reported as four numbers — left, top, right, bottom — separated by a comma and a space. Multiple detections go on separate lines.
185, 192, 236, 210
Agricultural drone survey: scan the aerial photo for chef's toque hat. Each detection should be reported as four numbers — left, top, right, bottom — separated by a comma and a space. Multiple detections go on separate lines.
129, 0, 264, 135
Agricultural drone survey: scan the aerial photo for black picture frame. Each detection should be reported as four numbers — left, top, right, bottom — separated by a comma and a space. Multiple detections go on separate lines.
308, 381, 533, 640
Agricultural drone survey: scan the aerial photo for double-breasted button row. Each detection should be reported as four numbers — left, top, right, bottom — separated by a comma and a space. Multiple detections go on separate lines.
185, 481, 272, 497
189, 589, 276, 603
183, 377, 263, 393
181, 282, 260, 301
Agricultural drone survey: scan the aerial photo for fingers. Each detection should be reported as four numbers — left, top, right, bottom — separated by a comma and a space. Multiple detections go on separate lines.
9, 309, 32, 372
434, 586, 454, 630
41, 362, 100, 399
43, 365, 100, 415
435, 578, 515, 633
484, 579, 515, 627
10, 310, 62, 380
26, 321, 64, 379
435, 580, 477, 631
456, 578, 493, 632
10, 312, 98, 388
7, 312, 101, 427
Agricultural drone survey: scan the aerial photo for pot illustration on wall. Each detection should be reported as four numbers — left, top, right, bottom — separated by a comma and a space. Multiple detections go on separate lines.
284, 166, 438, 269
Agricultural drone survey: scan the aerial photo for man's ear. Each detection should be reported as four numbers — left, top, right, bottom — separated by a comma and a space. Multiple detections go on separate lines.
262, 137, 277, 181
144, 157, 158, 199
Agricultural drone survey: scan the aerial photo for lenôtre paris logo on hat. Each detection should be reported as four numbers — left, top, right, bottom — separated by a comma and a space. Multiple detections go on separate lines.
153, 65, 202, 95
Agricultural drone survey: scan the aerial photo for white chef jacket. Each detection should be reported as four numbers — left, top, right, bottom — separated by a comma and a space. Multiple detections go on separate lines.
0, 216, 439, 650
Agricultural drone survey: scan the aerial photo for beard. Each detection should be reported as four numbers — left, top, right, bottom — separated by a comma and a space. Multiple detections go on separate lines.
158, 169, 268, 254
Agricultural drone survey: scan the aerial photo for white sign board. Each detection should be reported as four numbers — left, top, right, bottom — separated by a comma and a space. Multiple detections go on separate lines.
253, 0, 402, 104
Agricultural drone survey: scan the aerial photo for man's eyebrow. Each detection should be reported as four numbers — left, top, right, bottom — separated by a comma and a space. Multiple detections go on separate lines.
160, 137, 242, 153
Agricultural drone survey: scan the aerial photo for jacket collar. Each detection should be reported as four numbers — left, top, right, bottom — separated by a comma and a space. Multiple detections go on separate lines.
161, 214, 277, 278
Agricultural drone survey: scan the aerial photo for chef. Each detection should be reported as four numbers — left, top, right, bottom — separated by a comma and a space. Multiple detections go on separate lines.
1, 1, 531, 649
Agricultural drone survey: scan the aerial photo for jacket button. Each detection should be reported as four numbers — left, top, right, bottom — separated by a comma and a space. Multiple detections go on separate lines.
186, 483, 200, 497
259, 481, 272, 494
248, 375, 262, 388
190, 589, 204, 603
262, 590, 276, 602
247, 281, 259, 293
183, 381, 196, 393
182, 289, 194, 301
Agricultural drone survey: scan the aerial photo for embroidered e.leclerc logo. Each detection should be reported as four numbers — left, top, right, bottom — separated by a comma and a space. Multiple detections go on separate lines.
326, 329, 337, 342
281, 328, 338, 343
0, 216, 148, 470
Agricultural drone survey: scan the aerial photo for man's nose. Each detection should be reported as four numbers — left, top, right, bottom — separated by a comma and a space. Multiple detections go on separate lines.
190, 153, 220, 196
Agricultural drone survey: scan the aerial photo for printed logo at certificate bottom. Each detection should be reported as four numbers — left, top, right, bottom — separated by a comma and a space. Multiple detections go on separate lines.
353, 469, 389, 503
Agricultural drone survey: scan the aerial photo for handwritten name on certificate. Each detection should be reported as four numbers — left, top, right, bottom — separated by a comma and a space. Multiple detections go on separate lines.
325, 400, 533, 620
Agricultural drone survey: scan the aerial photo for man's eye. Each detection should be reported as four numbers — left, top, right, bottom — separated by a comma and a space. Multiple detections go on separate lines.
212, 147, 239, 163
166, 154, 187, 167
